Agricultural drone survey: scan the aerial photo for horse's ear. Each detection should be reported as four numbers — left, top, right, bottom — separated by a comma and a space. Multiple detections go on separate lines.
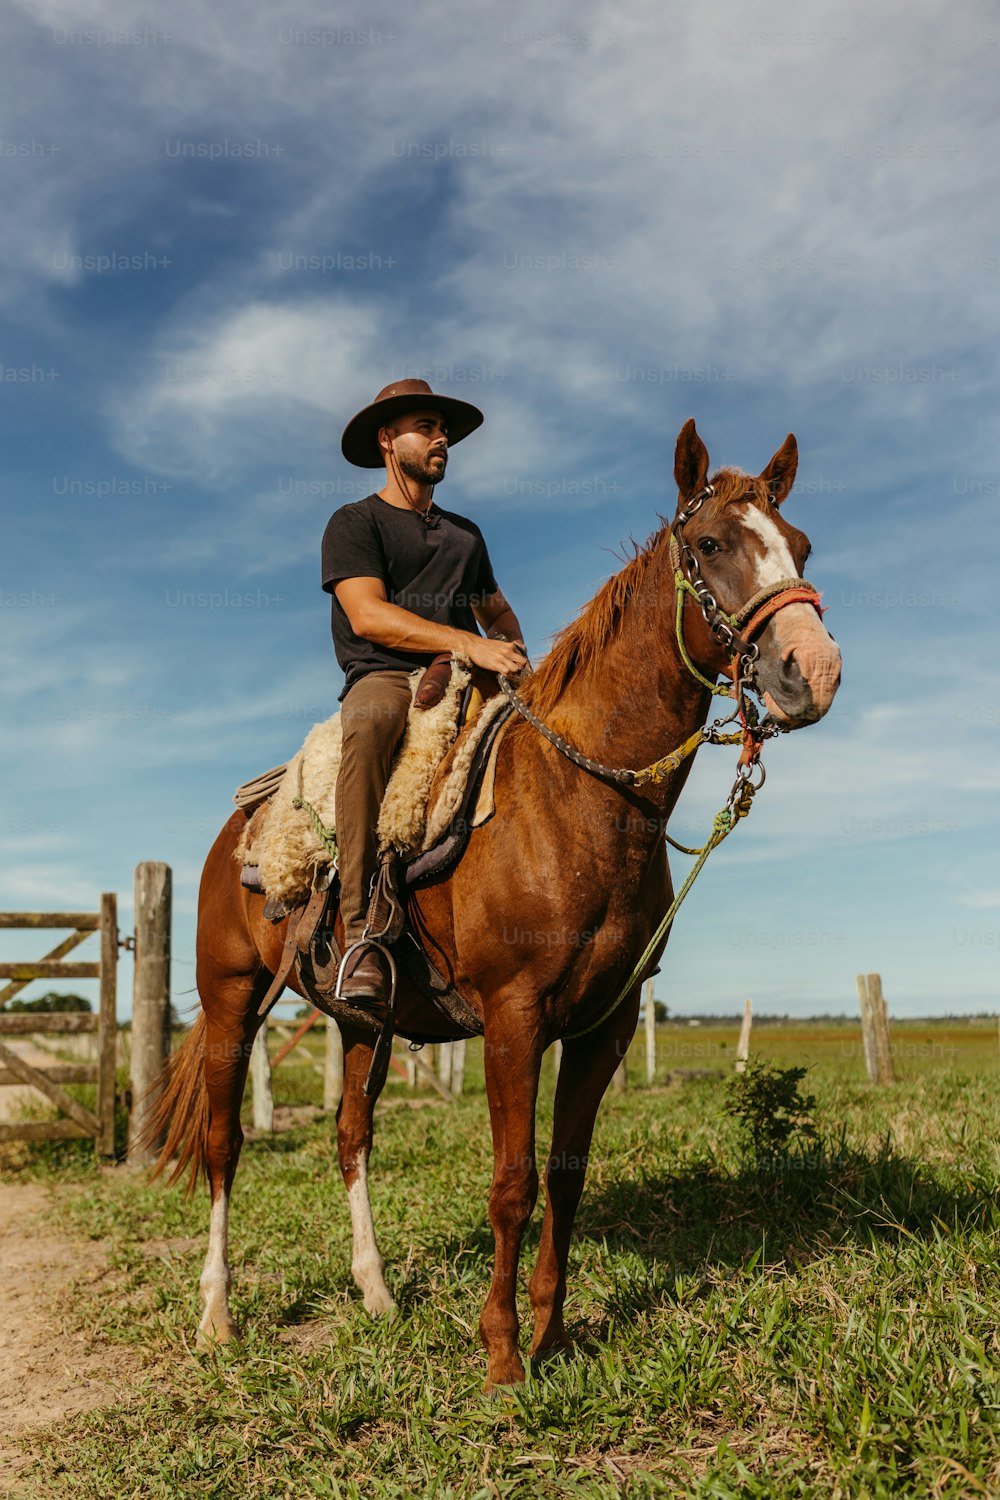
760, 434, 798, 505
674, 418, 710, 500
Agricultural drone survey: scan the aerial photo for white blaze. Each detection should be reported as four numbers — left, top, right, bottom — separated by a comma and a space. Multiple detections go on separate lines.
741, 506, 797, 586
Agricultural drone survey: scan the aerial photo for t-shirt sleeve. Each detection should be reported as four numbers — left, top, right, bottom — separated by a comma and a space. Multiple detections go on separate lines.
471, 529, 499, 602
321, 505, 387, 593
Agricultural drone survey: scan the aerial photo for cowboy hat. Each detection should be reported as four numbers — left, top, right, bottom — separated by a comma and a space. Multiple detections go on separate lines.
340, 378, 484, 468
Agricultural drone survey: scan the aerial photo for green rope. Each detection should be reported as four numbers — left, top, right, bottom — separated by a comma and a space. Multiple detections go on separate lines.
673, 569, 737, 698
565, 787, 753, 1042
293, 796, 339, 862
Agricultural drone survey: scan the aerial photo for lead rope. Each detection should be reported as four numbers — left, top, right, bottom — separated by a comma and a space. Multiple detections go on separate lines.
564, 766, 759, 1039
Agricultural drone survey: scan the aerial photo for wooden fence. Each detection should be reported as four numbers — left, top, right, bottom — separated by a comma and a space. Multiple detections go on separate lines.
0, 898, 118, 1154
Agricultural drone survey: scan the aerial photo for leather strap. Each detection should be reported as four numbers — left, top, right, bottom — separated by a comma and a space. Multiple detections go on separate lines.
256, 885, 329, 1019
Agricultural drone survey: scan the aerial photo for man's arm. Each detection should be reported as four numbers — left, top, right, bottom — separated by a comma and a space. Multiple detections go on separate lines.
334, 576, 527, 676
472, 588, 527, 655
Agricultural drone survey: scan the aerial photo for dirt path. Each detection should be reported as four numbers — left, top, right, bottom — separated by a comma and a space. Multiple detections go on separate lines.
0, 1182, 139, 1493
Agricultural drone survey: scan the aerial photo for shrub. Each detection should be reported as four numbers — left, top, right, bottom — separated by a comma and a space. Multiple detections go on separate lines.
723, 1058, 818, 1162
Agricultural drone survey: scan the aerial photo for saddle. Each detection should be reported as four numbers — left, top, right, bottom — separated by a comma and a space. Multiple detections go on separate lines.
241, 653, 516, 1095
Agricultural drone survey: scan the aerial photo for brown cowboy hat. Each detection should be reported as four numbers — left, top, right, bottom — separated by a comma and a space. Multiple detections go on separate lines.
340, 378, 484, 468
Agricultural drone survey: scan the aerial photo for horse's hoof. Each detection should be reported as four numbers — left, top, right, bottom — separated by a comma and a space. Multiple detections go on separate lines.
363, 1289, 397, 1318
196, 1317, 241, 1348
483, 1356, 526, 1392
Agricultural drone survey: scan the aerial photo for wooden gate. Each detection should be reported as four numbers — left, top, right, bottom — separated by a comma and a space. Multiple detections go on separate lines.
0, 896, 118, 1154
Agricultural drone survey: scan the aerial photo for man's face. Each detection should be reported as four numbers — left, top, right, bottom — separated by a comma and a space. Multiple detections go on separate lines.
381, 409, 449, 486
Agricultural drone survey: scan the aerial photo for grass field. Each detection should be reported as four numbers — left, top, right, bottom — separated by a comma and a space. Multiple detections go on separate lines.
4, 1021, 1000, 1497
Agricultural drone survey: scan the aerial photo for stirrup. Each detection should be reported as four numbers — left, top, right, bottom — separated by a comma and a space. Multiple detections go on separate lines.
334, 936, 399, 1099
334, 937, 398, 1006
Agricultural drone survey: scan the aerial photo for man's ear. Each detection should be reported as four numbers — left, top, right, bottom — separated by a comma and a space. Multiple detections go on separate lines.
760, 434, 798, 505
673, 418, 710, 500
377, 422, 395, 457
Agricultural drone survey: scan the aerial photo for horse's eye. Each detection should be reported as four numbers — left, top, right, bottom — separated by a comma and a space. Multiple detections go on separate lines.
698, 538, 720, 557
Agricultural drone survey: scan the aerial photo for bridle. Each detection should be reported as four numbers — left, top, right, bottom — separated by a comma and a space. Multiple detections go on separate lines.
497, 483, 825, 788
669, 482, 825, 770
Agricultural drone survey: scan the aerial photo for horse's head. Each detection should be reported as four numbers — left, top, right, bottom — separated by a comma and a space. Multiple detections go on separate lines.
672, 418, 841, 728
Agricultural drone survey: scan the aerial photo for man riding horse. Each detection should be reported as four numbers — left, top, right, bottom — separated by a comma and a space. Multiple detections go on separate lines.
325, 379, 528, 1004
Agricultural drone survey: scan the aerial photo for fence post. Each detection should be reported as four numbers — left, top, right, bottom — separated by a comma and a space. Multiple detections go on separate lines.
250, 1025, 273, 1131
612, 1046, 627, 1091
324, 1017, 344, 1112
857, 974, 877, 1081
735, 997, 752, 1074
451, 1038, 466, 1096
857, 973, 894, 1083
644, 978, 656, 1085
438, 1043, 454, 1091
868, 972, 894, 1083
98, 892, 118, 1157
127, 863, 171, 1165
553, 1039, 562, 1081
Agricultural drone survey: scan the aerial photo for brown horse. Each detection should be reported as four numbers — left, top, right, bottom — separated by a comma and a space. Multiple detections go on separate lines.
148, 418, 841, 1390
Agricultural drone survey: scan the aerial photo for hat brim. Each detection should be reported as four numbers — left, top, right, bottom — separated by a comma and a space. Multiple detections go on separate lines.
341, 393, 484, 469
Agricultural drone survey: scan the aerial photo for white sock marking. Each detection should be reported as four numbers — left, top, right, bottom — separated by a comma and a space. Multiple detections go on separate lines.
347, 1154, 395, 1316
199, 1190, 236, 1339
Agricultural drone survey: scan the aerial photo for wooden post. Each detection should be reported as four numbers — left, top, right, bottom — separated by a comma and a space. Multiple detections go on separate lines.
451, 1038, 466, 1096
735, 997, 752, 1074
98, 892, 118, 1156
324, 1017, 344, 1112
127, 865, 171, 1164
857, 973, 893, 1083
406, 1051, 416, 1088
867, 972, 894, 1083
553, 1039, 563, 1081
612, 1042, 627, 1092
250, 1026, 274, 1131
856, 974, 878, 1082
644, 978, 656, 1086
438, 1042, 454, 1091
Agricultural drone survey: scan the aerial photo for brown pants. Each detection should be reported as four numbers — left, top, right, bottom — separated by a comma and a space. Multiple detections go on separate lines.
335, 669, 414, 942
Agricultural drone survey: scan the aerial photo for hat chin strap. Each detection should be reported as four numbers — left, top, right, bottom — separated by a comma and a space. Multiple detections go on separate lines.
384, 437, 435, 523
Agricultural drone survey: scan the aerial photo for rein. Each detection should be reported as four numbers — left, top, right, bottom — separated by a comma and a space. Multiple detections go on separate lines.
498, 485, 825, 1038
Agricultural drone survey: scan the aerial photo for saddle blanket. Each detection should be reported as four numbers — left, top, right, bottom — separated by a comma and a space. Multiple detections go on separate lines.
234, 658, 510, 906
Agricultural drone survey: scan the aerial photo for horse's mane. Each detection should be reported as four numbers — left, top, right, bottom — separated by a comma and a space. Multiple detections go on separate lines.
519, 468, 768, 717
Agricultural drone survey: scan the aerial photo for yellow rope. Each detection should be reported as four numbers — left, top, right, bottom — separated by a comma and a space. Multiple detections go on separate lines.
564, 776, 757, 1041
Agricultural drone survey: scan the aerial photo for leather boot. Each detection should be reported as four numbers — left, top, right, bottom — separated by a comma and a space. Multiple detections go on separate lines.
338, 945, 391, 1005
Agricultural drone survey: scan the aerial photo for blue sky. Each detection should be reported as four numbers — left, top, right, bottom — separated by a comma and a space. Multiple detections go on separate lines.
1, 0, 997, 1019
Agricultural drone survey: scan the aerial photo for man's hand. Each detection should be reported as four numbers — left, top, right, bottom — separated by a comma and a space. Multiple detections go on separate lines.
465, 635, 529, 676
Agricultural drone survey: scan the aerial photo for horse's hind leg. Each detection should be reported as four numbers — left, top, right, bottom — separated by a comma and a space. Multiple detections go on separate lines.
198, 975, 263, 1344
336, 1027, 395, 1316
528, 990, 641, 1359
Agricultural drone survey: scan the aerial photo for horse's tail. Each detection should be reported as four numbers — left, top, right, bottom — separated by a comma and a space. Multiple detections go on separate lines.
143, 1010, 210, 1196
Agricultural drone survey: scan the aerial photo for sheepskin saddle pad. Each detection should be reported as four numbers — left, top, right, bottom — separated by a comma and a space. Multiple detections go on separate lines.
233, 657, 510, 908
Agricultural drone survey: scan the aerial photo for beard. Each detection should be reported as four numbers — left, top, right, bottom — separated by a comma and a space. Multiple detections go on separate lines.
395, 446, 447, 487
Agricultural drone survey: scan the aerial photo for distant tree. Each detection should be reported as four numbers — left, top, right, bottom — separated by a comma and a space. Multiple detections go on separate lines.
7, 990, 92, 1014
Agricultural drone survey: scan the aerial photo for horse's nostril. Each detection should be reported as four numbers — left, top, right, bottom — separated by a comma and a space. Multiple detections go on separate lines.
779, 655, 805, 692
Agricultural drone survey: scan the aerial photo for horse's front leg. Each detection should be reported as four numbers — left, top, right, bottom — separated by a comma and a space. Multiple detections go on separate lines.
479, 1013, 545, 1389
337, 1027, 395, 1316
529, 988, 641, 1359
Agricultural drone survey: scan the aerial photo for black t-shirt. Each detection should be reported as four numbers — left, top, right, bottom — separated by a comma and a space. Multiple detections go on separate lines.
321, 493, 499, 699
